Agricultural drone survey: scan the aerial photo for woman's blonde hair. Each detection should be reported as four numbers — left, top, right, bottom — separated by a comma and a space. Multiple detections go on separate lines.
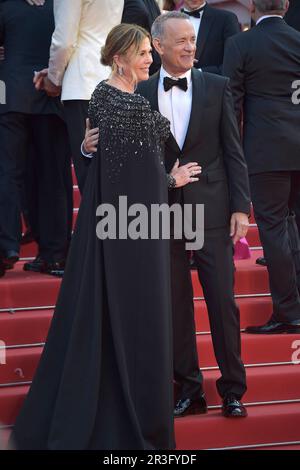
101, 23, 151, 73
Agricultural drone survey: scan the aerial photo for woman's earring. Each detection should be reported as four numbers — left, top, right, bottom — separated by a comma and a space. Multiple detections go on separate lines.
117, 66, 123, 77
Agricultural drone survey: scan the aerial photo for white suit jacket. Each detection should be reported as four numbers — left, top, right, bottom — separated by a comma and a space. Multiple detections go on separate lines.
48, 0, 124, 101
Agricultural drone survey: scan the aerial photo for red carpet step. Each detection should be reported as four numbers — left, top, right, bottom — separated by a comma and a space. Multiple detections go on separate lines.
1, 334, 299, 387
195, 295, 273, 332
1, 363, 300, 425
20, 222, 261, 260
175, 403, 300, 450
197, 333, 300, 367
0, 310, 53, 346
0, 295, 273, 348
253, 444, 300, 450
2, 174, 300, 450
0, 252, 269, 310
1, 397, 299, 450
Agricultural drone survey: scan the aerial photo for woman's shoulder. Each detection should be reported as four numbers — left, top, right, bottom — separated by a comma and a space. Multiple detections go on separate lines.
89, 81, 155, 128
91, 81, 151, 109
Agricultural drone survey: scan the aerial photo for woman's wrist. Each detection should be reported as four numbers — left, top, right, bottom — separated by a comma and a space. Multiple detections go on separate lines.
167, 173, 177, 190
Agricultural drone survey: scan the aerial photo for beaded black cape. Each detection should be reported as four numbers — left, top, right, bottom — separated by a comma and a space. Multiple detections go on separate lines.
12, 81, 175, 451
89, 81, 170, 184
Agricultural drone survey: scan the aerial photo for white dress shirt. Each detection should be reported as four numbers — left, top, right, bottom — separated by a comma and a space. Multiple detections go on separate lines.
256, 15, 283, 25
183, 2, 206, 37
158, 67, 193, 150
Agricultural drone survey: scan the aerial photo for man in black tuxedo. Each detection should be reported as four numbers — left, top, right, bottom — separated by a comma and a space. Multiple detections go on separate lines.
223, 0, 300, 334
0, 0, 72, 277
138, 11, 250, 418
285, 0, 300, 236
122, 0, 162, 74
180, 0, 240, 74
256, 0, 300, 268
285, 0, 300, 31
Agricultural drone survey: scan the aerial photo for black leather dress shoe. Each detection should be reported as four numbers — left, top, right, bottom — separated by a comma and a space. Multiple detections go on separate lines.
23, 255, 45, 273
0, 258, 5, 278
24, 256, 65, 277
256, 257, 267, 267
245, 318, 300, 334
174, 394, 207, 418
43, 260, 65, 278
2, 250, 19, 270
222, 395, 247, 418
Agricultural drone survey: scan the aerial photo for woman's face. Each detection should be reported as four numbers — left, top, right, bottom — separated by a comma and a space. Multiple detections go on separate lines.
122, 37, 153, 84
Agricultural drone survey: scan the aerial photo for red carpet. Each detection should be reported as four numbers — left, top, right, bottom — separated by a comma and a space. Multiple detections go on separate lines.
0, 173, 299, 450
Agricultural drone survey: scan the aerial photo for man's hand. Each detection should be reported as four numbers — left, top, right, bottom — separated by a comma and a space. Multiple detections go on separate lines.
83, 119, 99, 154
33, 68, 48, 90
230, 212, 249, 244
170, 160, 202, 188
25, 0, 45, 6
43, 76, 61, 97
33, 69, 61, 97
0, 47, 4, 61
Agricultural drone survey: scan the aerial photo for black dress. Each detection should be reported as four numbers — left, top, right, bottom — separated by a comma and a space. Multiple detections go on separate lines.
11, 82, 175, 450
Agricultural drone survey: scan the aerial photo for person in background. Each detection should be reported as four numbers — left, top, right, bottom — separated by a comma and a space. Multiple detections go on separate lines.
181, 0, 240, 75
122, 0, 162, 74
34, 0, 124, 195
224, 0, 300, 335
256, 0, 300, 268
284, 0, 300, 31
163, 0, 184, 11
0, 0, 72, 277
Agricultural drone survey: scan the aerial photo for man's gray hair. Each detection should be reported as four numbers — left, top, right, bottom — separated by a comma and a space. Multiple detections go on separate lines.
151, 11, 190, 40
253, 0, 286, 12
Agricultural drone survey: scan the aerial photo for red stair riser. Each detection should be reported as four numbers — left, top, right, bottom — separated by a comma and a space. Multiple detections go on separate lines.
1, 364, 300, 419
1, 254, 270, 310
0, 297, 273, 347
0, 311, 53, 346
175, 403, 300, 450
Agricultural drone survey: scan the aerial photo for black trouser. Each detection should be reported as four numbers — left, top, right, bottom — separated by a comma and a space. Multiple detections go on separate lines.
250, 171, 300, 322
171, 227, 247, 401
63, 100, 91, 194
291, 192, 300, 235
0, 112, 72, 261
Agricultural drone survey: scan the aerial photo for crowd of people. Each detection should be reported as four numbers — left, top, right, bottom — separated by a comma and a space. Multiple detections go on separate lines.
0, 0, 300, 451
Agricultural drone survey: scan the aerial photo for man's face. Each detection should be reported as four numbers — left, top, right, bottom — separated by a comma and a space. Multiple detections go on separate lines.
183, 0, 206, 10
154, 19, 196, 75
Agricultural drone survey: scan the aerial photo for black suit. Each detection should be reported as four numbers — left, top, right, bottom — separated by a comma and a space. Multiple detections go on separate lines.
285, 0, 300, 32
138, 68, 250, 400
0, 0, 72, 261
122, 0, 161, 74
189, 4, 240, 75
224, 17, 300, 322
285, 1, 300, 235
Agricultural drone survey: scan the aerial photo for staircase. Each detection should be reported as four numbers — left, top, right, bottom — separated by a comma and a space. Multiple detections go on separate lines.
0, 170, 300, 451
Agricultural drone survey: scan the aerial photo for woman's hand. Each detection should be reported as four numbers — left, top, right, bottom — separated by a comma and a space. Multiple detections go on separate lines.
83, 118, 99, 154
170, 160, 202, 188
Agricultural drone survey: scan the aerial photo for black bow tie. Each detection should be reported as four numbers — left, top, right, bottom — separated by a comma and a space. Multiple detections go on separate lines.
163, 77, 188, 92
182, 5, 205, 18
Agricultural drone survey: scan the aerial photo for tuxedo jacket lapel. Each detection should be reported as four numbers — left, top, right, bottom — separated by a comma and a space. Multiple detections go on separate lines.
144, 72, 160, 111
146, 72, 181, 154
182, 68, 205, 152
196, 6, 215, 62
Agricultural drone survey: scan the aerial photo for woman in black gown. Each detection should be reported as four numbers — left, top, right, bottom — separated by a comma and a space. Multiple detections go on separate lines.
11, 24, 176, 450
